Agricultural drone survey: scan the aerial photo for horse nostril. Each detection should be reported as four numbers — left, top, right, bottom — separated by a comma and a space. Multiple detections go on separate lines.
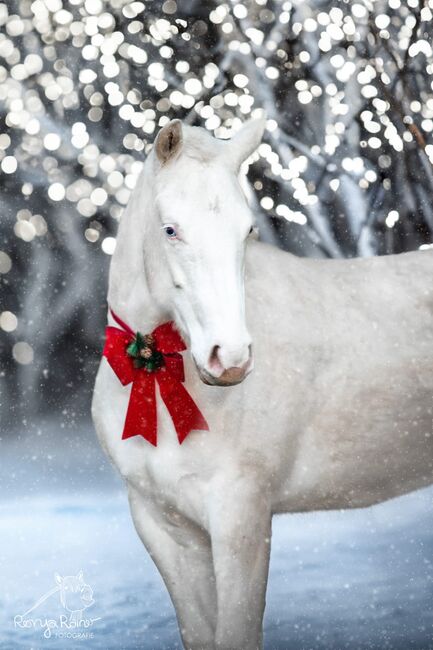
209, 344, 221, 367
207, 343, 252, 373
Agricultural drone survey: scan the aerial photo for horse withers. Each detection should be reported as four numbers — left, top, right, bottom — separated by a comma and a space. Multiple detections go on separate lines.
92, 118, 433, 649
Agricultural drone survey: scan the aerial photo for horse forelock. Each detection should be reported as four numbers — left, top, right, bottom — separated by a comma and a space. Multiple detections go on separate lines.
154, 158, 229, 219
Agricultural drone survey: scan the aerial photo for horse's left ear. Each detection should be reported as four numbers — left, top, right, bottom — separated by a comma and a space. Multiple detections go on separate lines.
155, 119, 183, 165
225, 117, 266, 171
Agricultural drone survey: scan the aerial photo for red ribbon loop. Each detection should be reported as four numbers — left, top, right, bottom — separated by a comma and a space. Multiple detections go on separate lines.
103, 311, 209, 446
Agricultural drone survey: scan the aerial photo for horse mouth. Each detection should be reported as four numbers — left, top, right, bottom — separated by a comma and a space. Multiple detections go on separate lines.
197, 365, 252, 387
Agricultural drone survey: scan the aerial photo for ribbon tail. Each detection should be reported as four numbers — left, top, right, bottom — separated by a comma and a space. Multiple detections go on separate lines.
122, 374, 158, 446
158, 375, 209, 444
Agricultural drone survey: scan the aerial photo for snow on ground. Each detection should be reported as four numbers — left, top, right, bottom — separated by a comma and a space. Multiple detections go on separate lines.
1, 424, 433, 650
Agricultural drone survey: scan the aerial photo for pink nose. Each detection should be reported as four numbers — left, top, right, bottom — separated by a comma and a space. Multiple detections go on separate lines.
203, 344, 253, 386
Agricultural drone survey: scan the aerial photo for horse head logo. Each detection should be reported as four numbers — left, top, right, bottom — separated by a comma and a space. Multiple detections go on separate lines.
14, 569, 99, 638
54, 570, 94, 620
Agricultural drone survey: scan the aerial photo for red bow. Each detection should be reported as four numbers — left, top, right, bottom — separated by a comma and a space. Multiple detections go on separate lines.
103, 310, 209, 446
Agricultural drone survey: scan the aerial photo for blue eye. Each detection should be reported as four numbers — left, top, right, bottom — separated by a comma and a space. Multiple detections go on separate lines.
163, 225, 177, 238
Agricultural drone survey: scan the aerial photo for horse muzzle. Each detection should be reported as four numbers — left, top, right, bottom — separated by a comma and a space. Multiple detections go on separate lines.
197, 356, 253, 387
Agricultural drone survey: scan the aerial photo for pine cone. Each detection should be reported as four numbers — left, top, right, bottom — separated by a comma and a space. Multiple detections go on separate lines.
140, 346, 153, 359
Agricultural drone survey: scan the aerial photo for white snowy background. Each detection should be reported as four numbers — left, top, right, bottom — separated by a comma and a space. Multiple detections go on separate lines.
2, 421, 433, 650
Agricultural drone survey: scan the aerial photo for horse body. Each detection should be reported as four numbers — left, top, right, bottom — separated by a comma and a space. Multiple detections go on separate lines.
95, 241, 433, 516
92, 120, 433, 649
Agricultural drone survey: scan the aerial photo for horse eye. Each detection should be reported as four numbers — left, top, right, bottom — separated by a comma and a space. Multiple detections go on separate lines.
163, 225, 177, 239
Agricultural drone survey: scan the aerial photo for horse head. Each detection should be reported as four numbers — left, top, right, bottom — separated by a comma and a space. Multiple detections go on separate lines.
143, 118, 265, 386
54, 571, 94, 613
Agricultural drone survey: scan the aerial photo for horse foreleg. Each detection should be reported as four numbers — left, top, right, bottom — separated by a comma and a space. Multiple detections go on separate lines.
128, 485, 217, 650
208, 476, 272, 650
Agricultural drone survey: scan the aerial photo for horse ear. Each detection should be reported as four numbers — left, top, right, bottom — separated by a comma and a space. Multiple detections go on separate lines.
77, 570, 84, 582
155, 120, 183, 165
225, 117, 266, 171
54, 573, 62, 585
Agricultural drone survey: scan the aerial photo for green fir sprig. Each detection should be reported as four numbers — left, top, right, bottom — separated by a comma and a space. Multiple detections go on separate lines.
126, 331, 165, 372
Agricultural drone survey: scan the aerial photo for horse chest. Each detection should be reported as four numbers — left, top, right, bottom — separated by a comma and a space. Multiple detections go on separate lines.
93, 362, 214, 524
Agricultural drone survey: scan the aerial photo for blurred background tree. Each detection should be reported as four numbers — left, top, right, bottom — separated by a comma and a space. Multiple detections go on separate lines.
1, 0, 433, 430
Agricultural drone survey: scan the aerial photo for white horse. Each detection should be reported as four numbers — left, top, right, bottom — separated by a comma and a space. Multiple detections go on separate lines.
92, 118, 433, 650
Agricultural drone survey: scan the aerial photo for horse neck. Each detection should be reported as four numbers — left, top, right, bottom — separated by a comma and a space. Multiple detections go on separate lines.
107, 164, 167, 333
